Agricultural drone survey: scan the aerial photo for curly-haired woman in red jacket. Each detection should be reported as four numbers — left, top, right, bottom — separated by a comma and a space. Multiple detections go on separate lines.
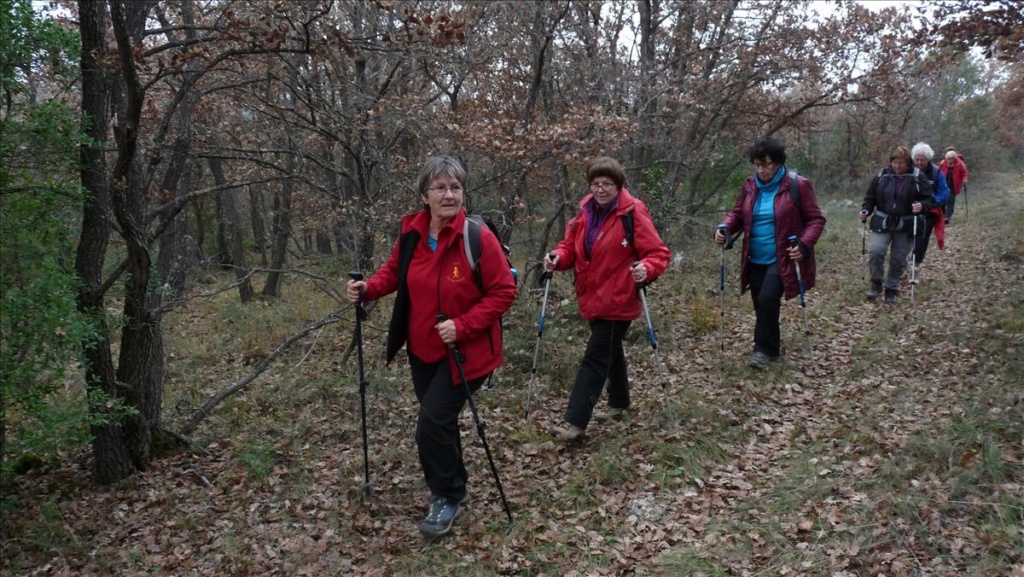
715, 136, 826, 368
347, 156, 515, 539
544, 156, 671, 442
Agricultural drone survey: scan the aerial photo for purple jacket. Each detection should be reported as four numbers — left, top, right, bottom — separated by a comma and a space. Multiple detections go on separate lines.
721, 173, 827, 300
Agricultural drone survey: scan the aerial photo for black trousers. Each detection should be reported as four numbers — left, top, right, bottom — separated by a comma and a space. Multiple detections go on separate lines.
748, 262, 783, 358
408, 352, 486, 504
564, 319, 632, 429
912, 213, 937, 265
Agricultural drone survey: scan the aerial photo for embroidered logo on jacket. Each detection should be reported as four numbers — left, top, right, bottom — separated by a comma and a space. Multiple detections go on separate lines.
447, 264, 465, 283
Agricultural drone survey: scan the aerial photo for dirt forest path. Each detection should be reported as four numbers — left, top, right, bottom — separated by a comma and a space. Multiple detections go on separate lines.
633, 176, 1024, 574
2, 176, 1021, 576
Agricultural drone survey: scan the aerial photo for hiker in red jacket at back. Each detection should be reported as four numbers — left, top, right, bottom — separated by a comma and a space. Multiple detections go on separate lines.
938, 148, 969, 224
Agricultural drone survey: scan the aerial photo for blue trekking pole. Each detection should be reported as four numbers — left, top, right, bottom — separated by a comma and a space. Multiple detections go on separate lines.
525, 253, 555, 418
633, 262, 669, 404
348, 270, 372, 496
786, 236, 812, 357
436, 314, 513, 524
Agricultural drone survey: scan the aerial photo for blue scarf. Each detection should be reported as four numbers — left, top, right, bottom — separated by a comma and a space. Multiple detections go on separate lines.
750, 165, 785, 265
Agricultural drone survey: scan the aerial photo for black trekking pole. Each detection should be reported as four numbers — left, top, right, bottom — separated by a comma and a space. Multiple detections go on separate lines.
717, 225, 727, 353
348, 270, 372, 496
861, 220, 867, 282
909, 215, 918, 304
786, 236, 812, 358
633, 262, 669, 404
963, 182, 969, 222
525, 254, 555, 418
436, 314, 513, 524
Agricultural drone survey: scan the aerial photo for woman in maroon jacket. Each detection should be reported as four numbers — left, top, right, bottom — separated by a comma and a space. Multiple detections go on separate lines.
544, 156, 671, 442
714, 137, 826, 369
346, 156, 515, 539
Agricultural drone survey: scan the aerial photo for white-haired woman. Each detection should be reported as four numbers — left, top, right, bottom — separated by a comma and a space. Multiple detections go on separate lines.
910, 142, 950, 274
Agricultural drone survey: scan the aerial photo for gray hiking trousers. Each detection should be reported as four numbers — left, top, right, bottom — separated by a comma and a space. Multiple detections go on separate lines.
869, 230, 913, 291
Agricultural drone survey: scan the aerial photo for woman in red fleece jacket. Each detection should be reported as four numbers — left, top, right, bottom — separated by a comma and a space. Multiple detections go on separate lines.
544, 156, 671, 442
346, 156, 515, 539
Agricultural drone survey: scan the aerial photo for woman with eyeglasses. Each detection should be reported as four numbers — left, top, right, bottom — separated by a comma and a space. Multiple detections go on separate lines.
544, 156, 671, 442
346, 156, 515, 539
859, 144, 935, 304
714, 136, 826, 369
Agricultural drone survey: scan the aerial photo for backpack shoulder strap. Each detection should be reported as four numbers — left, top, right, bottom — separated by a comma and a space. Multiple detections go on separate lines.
463, 214, 483, 272
787, 169, 800, 206
621, 210, 635, 245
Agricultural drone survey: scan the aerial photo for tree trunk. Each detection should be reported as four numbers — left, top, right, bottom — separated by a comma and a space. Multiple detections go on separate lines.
209, 151, 254, 303
249, 185, 269, 266
76, 0, 137, 484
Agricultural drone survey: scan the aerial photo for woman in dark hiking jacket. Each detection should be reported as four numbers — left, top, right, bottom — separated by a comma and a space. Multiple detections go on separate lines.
346, 156, 515, 539
859, 144, 936, 304
714, 136, 826, 369
544, 156, 671, 442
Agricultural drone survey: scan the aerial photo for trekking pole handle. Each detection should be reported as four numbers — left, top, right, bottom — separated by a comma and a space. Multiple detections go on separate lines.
787, 234, 799, 248
434, 314, 461, 355
631, 261, 649, 290
543, 252, 556, 280
348, 270, 366, 319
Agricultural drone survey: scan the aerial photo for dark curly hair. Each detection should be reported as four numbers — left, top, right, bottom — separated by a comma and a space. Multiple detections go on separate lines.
746, 136, 787, 165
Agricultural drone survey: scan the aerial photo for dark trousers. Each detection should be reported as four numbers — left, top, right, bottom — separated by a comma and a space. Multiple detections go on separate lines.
748, 262, 783, 358
564, 319, 632, 429
945, 193, 955, 220
408, 352, 486, 504
912, 214, 937, 265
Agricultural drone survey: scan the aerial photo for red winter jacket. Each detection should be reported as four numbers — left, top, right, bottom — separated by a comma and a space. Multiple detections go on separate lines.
938, 156, 969, 195
552, 188, 671, 321
364, 209, 516, 383
721, 171, 827, 300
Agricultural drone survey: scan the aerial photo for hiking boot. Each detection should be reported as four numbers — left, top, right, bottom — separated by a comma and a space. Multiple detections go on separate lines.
865, 281, 882, 301
747, 350, 775, 370
593, 407, 626, 423
884, 288, 899, 304
550, 422, 585, 442
418, 494, 468, 539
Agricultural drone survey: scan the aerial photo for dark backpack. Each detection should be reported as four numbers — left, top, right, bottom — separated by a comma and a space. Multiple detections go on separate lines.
463, 214, 516, 287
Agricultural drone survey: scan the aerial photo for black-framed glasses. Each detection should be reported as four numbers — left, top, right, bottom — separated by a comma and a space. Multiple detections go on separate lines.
427, 185, 463, 196
753, 160, 776, 169
589, 181, 616, 191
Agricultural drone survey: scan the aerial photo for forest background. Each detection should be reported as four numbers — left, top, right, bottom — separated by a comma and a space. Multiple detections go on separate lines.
1, 0, 1022, 575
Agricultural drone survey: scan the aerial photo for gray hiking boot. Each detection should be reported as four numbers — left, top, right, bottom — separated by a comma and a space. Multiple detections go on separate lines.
884, 288, 899, 304
418, 494, 468, 539
550, 422, 585, 442
747, 350, 776, 370
593, 407, 626, 423
866, 280, 883, 301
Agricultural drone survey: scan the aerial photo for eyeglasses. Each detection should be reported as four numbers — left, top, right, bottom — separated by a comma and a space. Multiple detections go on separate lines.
589, 181, 616, 191
753, 160, 776, 169
427, 185, 463, 196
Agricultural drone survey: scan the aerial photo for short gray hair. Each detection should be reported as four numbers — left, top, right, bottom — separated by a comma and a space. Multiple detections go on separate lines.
911, 142, 934, 160
417, 156, 467, 197
945, 150, 957, 161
